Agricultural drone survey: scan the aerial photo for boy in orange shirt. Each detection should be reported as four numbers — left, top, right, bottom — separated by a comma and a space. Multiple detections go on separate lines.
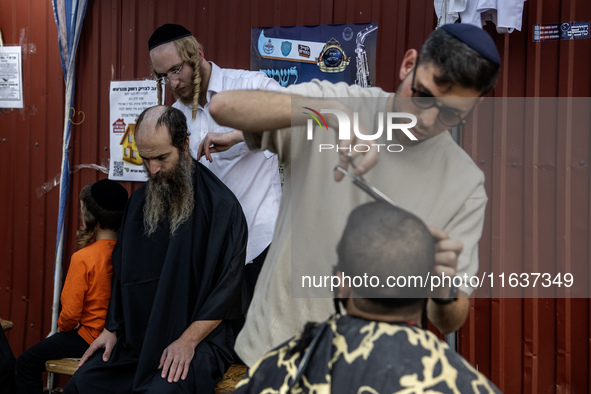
15, 179, 128, 394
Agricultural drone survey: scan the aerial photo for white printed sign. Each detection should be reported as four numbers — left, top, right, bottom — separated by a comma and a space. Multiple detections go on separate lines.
0, 47, 24, 108
108, 80, 161, 182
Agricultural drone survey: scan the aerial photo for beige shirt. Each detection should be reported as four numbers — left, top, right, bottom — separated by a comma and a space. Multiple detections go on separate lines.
237, 79, 487, 366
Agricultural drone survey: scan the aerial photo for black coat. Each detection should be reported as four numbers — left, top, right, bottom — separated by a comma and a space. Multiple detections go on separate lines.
74, 161, 247, 392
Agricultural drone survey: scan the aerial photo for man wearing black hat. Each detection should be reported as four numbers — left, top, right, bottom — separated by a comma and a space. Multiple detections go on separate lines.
65, 106, 247, 393
207, 24, 500, 367
148, 24, 282, 308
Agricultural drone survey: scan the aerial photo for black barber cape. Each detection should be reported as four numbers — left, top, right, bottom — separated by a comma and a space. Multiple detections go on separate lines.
236, 314, 502, 393
100, 161, 246, 390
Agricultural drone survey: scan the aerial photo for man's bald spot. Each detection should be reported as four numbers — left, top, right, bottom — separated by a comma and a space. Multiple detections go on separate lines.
135, 105, 169, 141
135, 105, 190, 153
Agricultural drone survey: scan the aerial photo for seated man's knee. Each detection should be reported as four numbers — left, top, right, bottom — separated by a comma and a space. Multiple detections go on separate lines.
62, 353, 104, 394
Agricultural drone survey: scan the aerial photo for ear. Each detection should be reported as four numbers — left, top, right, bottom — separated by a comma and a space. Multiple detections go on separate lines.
198, 46, 205, 61
399, 49, 418, 81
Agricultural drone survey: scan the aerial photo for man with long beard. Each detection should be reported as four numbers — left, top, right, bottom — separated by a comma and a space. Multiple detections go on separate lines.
65, 106, 248, 393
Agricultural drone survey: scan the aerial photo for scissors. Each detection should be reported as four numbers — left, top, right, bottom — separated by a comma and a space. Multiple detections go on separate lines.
336, 165, 443, 250
334, 166, 396, 206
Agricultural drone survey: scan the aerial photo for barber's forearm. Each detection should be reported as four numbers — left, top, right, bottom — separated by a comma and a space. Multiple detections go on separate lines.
427, 294, 470, 334
179, 320, 222, 349
209, 90, 293, 133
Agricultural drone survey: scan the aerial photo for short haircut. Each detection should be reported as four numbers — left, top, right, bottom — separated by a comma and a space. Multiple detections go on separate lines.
135, 105, 189, 153
418, 28, 499, 95
336, 202, 434, 311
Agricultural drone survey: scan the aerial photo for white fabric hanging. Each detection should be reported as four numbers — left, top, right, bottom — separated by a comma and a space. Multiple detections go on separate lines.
435, 0, 527, 33
435, 0, 465, 25
481, 0, 526, 33
457, 0, 483, 28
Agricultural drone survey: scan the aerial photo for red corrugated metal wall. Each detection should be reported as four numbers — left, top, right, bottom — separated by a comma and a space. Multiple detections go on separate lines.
1, 0, 589, 392
0, 0, 65, 355
459, 1, 591, 392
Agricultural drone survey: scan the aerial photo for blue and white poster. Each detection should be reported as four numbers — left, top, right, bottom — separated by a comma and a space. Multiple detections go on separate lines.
251, 23, 378, 88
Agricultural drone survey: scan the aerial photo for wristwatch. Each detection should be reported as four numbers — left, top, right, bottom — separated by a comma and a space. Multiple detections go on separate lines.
432, 285, 458, 305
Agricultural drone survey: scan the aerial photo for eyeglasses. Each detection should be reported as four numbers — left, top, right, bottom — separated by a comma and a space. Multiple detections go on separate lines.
155, 61, 184, 84
410, 65, 469, 127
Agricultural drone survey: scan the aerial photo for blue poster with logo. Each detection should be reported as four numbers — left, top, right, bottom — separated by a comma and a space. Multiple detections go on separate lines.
251, 23, 378, 88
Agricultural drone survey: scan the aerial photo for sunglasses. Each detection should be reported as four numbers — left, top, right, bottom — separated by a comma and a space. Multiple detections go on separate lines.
410, 64, 473, 127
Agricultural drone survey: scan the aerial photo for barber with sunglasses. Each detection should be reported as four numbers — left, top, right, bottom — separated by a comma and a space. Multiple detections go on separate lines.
207, 24, 500, 369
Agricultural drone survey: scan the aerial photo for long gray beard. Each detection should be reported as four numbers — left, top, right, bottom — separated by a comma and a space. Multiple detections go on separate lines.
143, 157, 195, 237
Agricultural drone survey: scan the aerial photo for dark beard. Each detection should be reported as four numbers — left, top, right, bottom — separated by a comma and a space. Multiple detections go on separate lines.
143, 156, 195, 237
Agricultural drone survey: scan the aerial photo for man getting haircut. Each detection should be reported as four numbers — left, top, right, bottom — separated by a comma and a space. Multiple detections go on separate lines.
236, 202, 501, 393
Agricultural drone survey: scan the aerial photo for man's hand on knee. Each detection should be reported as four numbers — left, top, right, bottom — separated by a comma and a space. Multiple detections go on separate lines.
78, 329, 117, 367
158, 337, 195, 383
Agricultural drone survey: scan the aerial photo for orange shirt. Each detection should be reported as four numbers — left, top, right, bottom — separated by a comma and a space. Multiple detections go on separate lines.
58, 239, 115, 345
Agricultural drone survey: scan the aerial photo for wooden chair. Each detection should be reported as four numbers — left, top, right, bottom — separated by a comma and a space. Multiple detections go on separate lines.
214, 364, 247, 394
45, 358, 79, 376
45, 358, 78, 393
45, 358, 247, 393
0, 318, 13, 331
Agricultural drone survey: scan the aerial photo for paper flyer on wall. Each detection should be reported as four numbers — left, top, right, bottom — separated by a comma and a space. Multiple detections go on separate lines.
108, 80, 161, 182
0, 46, 24, 108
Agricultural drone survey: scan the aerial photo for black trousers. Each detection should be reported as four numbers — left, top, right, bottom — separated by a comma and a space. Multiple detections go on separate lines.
0, 329, 16, 394
15, 330, 89, 394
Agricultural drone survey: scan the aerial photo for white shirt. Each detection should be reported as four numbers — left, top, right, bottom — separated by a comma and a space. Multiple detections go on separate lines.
436, 0, 526, 33
173, 62, 282, 263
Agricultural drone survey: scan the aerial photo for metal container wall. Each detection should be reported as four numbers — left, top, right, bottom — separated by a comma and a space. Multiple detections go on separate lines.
0, 0, 589, 392
0, 0, 66, 354
460, 1, 591, 392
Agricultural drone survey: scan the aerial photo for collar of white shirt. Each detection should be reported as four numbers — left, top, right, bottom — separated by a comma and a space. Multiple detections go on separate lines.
204, 61, 223, 107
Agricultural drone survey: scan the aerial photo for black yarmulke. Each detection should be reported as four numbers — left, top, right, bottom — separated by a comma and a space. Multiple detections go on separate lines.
90, 179, 128, 212
149, 23, 192, 50
440, 23, 500, 66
